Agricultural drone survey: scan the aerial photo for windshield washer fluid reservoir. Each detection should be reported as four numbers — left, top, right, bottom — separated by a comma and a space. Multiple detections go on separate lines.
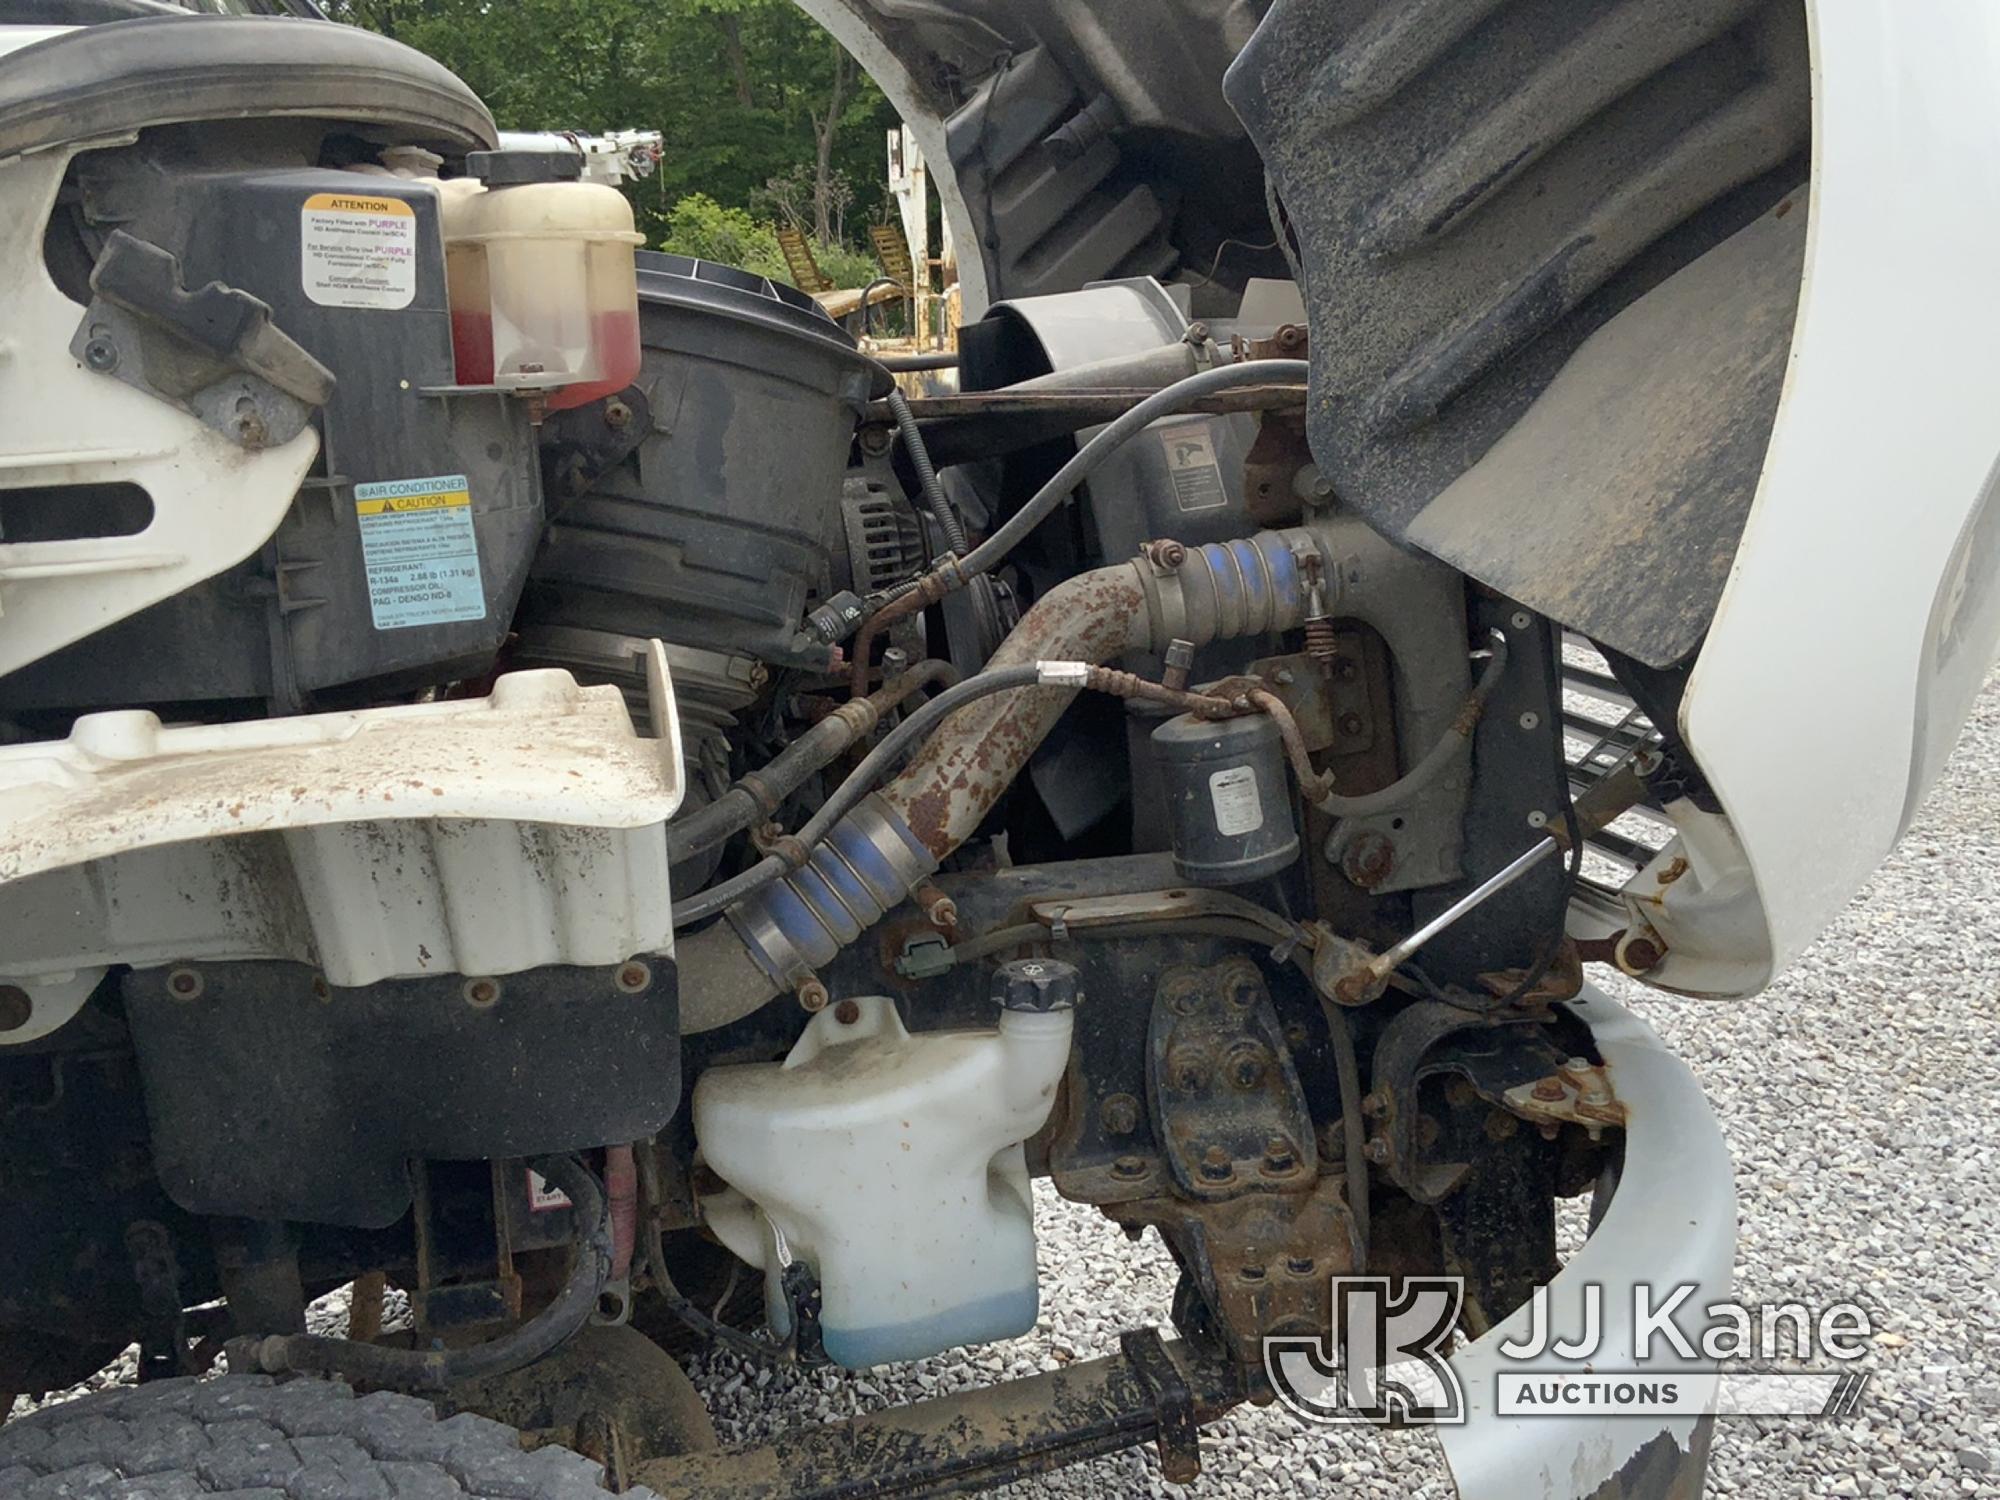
692, 979, 1076, 1368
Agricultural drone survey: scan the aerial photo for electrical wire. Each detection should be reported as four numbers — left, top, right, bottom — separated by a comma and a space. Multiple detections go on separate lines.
635, 1148, 788, 1362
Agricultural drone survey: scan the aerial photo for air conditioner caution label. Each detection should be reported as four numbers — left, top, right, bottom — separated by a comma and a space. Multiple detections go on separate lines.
302, 192, 417, 309
353, 475, 486, 630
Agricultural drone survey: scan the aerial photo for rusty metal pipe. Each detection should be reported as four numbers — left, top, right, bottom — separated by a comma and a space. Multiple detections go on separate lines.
604, 1144, 638, 1285
882, 536, 1314, 861
678, 533, 1320, 1030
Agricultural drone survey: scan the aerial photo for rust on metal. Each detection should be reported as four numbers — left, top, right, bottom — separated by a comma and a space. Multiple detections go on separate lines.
1241, 408, 1312, 527
882, 566, 1151, 859
1503, 1057, 1627, 1140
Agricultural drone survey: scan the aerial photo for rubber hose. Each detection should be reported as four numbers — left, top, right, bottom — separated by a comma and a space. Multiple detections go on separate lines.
958, 359, 1308, 577
886, 386, 968, 555
239, 1155, 610, 1392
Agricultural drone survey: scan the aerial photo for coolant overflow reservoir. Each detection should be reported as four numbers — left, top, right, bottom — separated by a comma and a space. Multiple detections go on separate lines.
445, 149, 642, 409
692, 969, 1077, 1368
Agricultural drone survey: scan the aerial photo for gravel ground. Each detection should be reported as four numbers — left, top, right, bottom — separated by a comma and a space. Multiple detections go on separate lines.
11, 673, 1998, 1496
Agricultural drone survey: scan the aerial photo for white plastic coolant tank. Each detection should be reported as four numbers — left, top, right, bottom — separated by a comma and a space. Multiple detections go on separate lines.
692, 985, 1074, 1368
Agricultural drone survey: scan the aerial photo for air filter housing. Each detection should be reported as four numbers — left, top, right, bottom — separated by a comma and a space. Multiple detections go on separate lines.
520, 252, 889, 669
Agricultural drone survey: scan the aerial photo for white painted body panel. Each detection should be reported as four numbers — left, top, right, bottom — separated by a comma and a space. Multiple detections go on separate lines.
0, 647, 683, 1040
1680, 0, 2000, 986
0, 145, 318, 677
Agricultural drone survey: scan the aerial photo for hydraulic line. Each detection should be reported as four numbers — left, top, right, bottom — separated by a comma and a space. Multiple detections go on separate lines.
671, 664, 1044, 928
1274, 630, 1511, 819
234, 1154, 608, 1392
666, 660, 957, 866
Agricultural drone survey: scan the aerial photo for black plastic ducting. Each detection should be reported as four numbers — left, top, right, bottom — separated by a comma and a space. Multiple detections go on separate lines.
520, 251, 890, 668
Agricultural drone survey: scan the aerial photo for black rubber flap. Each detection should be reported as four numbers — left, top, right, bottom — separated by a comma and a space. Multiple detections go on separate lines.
1225, 0, 1811, 665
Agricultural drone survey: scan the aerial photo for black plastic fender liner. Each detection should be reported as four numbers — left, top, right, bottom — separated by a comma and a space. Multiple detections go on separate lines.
0, 14, 497, 162
1225, 0, 1812, 667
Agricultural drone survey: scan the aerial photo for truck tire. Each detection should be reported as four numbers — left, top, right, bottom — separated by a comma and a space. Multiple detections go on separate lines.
0, 1373, 659, 1498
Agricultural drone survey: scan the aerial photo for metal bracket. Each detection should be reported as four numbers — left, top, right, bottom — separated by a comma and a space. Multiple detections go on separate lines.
1120, 1328, 1202, 1484
125, 1220, 188, 1382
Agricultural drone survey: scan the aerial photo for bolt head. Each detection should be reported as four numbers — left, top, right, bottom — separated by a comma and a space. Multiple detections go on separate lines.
992, 957, 1081, 1012
615, 961, 652, 993
167, 968, 203, 1001
1099, 1092, 1141, 1136
83, 337, 117, 372
462, 977, 500, 1008
1261, 1136, 1298, 1175
1362, 1136, 1390, 1164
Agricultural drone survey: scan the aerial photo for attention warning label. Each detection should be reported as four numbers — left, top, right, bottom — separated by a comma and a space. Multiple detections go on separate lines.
302, 192, 417, 310
1157, 421, 1229, 513
353, 475, 486, 630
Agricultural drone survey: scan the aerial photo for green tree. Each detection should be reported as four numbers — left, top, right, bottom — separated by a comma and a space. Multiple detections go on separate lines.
321, 0, 897, 260
657, 194, 789, 283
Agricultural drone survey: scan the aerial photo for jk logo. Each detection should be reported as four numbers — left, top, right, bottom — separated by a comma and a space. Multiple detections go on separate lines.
1264, 1276, 1467, 1425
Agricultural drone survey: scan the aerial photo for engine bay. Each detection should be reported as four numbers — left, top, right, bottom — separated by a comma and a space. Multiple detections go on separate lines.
0, 6, 1779, 1493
